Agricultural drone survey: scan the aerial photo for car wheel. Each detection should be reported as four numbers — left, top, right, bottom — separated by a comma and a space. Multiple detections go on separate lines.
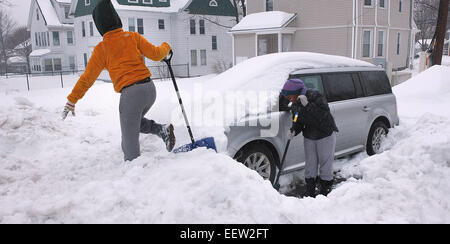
366, 121, 388, 156
235, 143, 278, 183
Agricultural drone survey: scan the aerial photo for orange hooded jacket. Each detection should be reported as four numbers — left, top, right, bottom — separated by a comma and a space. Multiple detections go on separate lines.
67, 28, 171, 104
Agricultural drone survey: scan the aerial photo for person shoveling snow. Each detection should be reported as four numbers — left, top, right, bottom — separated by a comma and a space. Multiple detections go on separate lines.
61, 0, 175, 161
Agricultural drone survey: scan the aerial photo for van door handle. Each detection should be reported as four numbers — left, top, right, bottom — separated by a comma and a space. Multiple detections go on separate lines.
362, 106, 371, 112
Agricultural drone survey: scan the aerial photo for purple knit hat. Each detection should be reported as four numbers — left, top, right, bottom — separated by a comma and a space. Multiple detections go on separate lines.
281, 78, 307, 96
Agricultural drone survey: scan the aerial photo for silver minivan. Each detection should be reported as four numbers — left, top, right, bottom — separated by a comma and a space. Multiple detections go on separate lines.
226, 66, 400, 183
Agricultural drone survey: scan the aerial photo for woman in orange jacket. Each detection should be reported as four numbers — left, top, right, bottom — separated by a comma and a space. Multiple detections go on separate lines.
62, 0, 175, 161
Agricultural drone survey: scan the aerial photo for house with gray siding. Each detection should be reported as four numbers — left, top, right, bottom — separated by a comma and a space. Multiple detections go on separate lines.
230, 0, 415, 72
68, 0, 236, 77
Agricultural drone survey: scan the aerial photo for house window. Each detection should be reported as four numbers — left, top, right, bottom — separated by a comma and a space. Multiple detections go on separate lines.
379, 0, 385, 8
85, 0, 90, 6
47, 32, 50, 46
282, 34, 293, 52
200, 50, 207, 66
36, 8, 39, 20
89, 22, 94, 36
212, 36, 217, 50
45, 32, 49, 46
82, 21, 86, 37
397, 33, 401, 55
35, 33, 38, 46
45, 59, 53, 71
257, 34, 278, 56
143, 0, 152, 4
364, 0, 372, 6
137, 18, 144, 34
53, 58, 62, 71
67, 31, 74, 45
53, 31, 60, 46
83, 53, 88, 68
191, 50, 197, 66
377, 30, 384, 57
128, 18, 135, 32
158, 19, 165, 30
199, 20, 205, 34
399, 0, 403, 12
40, 33, 44, 46
363, 30, 372, 58
64, 5, 70, 18
190, 19, 196, 34
265, 0, 273, 11
69, 56, 76, 70
38, 33, 42, 47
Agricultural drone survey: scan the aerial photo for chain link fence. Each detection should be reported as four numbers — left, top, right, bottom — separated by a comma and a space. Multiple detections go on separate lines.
0, 63, 190, 91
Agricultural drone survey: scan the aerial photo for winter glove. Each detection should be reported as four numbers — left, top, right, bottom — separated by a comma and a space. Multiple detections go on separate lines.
298, 95, 308, 107
62, 100, 75, 120
289, 127, 296, 139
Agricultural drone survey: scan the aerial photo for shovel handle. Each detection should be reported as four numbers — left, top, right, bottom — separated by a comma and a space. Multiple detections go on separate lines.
273, 138, 291, 189
162, 50, 173, 64
163, 50, 196, 145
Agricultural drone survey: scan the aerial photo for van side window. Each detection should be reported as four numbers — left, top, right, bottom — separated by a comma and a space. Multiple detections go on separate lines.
352, 73, 364, 98
361, 71, 392, 96
290, 75, 325, 95
322, 73, 357, 102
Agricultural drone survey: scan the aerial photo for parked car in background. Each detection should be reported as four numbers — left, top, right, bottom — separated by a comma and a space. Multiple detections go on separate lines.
226, 65, 400, 183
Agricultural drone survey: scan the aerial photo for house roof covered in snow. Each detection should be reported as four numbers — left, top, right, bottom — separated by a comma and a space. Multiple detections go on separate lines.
28, 0, 74, 30
7, 56, 28, 65
29, 49, 51, 57
230, 11, 297, 33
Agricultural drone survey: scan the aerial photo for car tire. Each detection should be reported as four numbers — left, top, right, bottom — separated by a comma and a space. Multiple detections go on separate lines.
235, 143, 278, 183
366, 121, 388, 156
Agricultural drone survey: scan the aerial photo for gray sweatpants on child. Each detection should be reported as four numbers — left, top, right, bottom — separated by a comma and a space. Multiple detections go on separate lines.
304, 133, 336, 181
119, 80, 162, 161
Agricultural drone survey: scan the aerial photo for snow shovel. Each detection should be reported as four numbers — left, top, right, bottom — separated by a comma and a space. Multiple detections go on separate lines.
273, 112, 298, 190
162, 50, 217, 153
273, 134, 293, 191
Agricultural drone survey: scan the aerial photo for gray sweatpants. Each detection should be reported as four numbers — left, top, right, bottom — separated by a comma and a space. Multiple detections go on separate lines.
304, 133, 336, 181
119, 80, 162, 161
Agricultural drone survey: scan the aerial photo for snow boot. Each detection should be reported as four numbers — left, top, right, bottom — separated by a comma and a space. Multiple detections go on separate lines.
304, 178, 317, 198
159, 124, 176, 152
319, 178, 333, 196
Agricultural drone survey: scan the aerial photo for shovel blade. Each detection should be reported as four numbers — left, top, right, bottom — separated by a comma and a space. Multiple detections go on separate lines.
173, 137, 217, 153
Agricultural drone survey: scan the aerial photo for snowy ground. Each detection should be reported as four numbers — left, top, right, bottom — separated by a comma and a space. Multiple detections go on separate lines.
1, 61, 450, 223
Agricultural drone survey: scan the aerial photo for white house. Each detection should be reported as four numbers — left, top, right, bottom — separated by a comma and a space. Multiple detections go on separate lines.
68, 0, 236, 78
27, 0, 77, 73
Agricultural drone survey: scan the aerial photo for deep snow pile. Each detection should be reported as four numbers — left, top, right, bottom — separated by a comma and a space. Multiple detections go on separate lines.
393, 65, 450, 120
0, 62, 449, 223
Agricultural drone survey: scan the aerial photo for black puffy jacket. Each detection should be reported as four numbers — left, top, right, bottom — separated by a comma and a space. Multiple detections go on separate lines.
281, 90, 338, 140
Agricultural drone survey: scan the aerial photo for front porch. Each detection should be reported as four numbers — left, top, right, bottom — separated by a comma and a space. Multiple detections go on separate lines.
230, 11, 297, 65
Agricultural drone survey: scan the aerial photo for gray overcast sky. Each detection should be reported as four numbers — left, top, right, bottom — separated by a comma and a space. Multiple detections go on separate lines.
5, 0, 32, 27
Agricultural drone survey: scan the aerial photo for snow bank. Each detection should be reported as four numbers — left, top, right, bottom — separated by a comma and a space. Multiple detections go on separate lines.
1, 96, 449, 223
393, 65, 450, 119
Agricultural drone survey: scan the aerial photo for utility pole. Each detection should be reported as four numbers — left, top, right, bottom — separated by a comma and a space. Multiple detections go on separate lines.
432, 0, 449, 65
